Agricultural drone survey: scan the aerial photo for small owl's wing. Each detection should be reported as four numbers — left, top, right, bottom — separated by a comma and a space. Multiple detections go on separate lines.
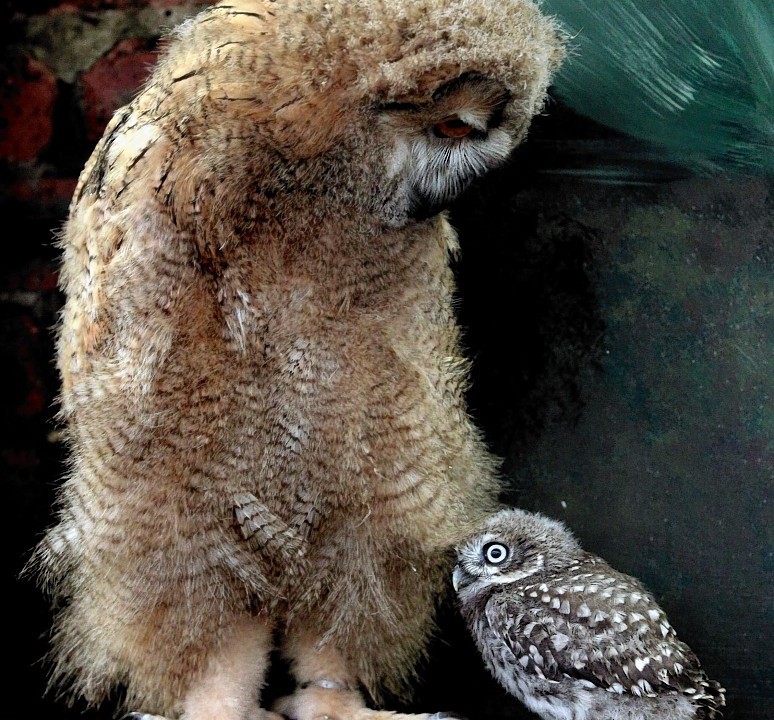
486, 561, 716, 699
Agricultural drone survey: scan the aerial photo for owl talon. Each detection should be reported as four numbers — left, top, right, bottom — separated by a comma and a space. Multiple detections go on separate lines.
300, 679, 351, 691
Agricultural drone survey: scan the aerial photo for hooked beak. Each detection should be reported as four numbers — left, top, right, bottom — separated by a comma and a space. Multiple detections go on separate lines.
452, 565, 464, 592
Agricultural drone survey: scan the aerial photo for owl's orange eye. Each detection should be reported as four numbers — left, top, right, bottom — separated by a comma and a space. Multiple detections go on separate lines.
433, 116, 475, 138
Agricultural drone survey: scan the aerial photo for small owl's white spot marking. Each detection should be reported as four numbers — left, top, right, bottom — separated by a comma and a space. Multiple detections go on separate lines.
586, 584, 598, 593
551, 597, 561, 609
551, 633, 570, 652
660, 623, 671, 637
630, 592, 642, 602
541, 594, 551, 603
628, 612, 645, 623
611, 611, 624, 624
571, 584, 585, 592
601, 589, 613, 599
518, 655, 530, 668
528, 591, 538, 598
559, 600, 571, 614
539, 583, 549, 592
577, 603, 591, 617
685, 687, 697, 695
674, 662, 684, 674
631, 685, 643, 697
648, 609, 661, 621
610, 683, 625, 694
635, 657, 650, 672
614, 595, 626, 604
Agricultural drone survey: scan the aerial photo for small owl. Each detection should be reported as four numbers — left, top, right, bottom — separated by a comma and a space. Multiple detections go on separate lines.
27, 2, 565, 720
453, 509, 726, 720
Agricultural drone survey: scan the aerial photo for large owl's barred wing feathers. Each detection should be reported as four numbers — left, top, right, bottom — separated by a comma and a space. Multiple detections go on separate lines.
233, 493, 309, 560
485, 564, 724, 707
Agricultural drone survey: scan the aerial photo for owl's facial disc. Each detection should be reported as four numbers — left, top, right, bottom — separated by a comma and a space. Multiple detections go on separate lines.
378, 74, 515, 223
454, 531, 544, 597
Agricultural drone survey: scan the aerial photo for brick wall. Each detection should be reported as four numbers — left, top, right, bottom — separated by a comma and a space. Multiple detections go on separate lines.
2, 5, 206, 719
1, 2, 207, 209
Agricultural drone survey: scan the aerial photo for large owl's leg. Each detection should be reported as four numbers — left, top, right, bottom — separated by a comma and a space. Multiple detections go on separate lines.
275, 629, 457, 720
125, 615, 279, 720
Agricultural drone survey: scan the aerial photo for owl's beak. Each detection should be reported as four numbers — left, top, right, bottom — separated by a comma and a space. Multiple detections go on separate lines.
452, 565, 464, 592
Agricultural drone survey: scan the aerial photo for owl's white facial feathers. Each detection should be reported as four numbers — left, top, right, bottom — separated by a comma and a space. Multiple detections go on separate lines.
378, 75, 517, 221
454, 508, 582, 599
403, 127, 514, 206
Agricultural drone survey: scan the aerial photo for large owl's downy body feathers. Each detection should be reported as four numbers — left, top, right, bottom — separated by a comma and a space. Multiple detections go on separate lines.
30, 2, 564, 718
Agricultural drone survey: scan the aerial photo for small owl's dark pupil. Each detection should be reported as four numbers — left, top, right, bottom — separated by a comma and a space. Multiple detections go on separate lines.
484, 543, 507, 563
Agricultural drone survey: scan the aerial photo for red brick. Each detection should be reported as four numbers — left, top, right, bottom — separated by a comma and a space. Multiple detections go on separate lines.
0, 53, 57, 163
8, 176, 77, 210
81, 38, 159, 143
23, 262, 60, 293
52, 1, 195, 11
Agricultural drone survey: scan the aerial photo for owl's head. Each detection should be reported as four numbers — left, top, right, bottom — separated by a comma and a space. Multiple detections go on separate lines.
154, 0, 565, 231
453, 508, 582, 600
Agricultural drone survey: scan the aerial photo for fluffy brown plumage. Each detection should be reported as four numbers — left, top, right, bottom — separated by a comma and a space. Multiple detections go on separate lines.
29, 2, 564, 718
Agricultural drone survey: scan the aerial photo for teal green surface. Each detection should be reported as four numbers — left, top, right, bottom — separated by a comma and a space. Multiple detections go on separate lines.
542, 0, 774, 173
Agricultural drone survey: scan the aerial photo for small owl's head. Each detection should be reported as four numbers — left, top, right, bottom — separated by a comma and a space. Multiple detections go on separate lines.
453, 508, 581, 600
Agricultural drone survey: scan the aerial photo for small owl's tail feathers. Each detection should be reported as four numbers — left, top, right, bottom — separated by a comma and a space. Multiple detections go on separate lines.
694, 678, 727, 719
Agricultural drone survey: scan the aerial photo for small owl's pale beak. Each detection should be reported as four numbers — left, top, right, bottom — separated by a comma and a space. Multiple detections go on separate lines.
452, 565, 463, 592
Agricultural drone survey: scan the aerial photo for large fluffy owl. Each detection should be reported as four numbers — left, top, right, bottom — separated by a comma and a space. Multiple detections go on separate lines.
454, 509, 726, 720
30, 2, 564, 719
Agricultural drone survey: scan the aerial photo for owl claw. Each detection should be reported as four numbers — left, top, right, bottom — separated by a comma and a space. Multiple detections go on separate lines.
300, 679, 352, 691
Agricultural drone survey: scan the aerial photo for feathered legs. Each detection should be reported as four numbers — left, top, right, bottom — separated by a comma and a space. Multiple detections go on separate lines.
275, 629, 460, 720
124, 614, 279, 720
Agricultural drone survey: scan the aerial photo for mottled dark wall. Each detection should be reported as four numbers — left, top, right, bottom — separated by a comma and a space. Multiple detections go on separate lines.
3, 3, 772, 720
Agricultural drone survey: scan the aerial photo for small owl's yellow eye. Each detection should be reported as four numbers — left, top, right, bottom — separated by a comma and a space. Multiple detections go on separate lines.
433, 116, 475, 138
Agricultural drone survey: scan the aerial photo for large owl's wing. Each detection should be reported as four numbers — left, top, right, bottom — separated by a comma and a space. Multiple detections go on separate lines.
485, 561, 717, 700
233, 493, 309, 561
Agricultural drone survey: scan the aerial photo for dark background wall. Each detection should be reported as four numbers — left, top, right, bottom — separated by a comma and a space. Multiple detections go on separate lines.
2, 2, 771, 719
